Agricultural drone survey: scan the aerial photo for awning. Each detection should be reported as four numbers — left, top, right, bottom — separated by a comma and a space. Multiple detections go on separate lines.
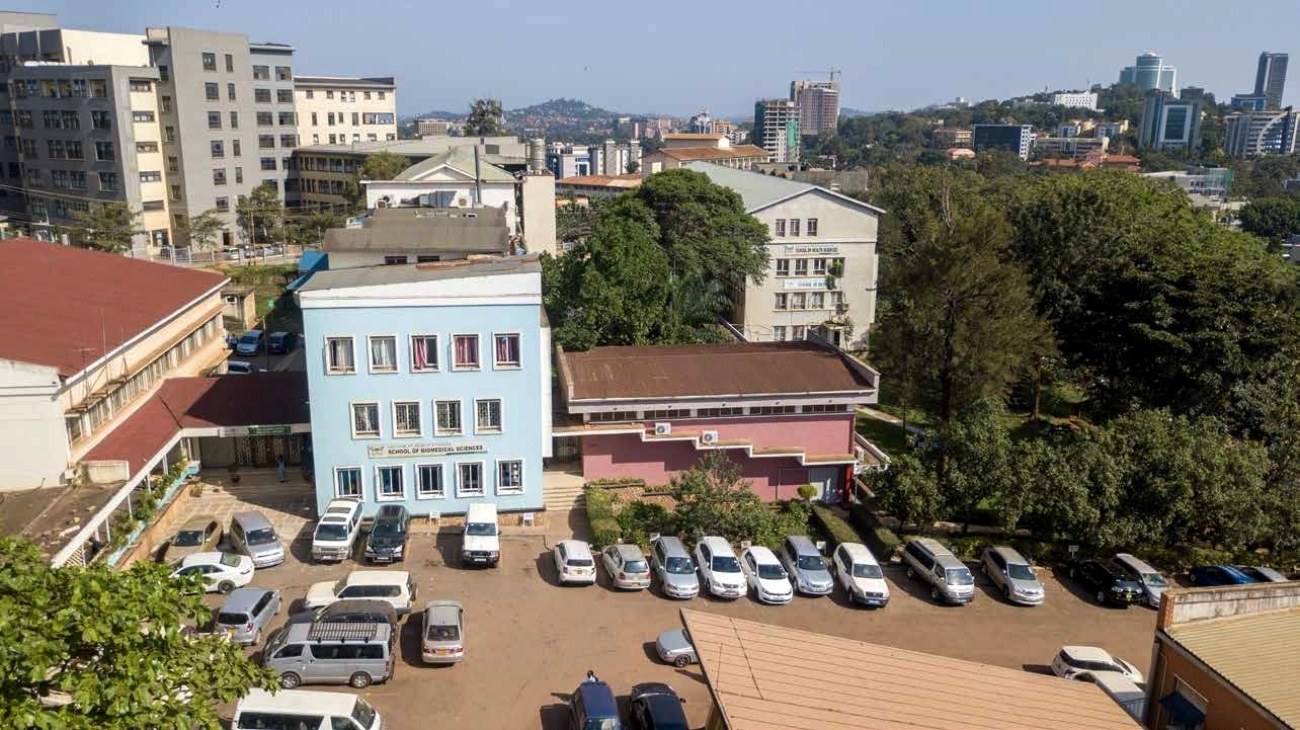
1159, 692, 1207, 728
289, 250, 329, 291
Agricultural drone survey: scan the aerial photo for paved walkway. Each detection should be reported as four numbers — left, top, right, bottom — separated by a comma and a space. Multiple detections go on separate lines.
179, 470, 316, 543
859, 406, 927, 435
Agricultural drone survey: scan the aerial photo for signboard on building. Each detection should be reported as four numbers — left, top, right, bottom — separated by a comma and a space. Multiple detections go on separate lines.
783, 278, 828, 291
367, 442, 486, 459
784, 244, 840, 255
217, 425, 294, 437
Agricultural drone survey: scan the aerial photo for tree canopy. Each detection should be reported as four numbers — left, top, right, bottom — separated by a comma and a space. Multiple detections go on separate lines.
70, 203, 141, 254
235, 185, 283, 245
463, 99, 506, 137
181, 209, 225, 251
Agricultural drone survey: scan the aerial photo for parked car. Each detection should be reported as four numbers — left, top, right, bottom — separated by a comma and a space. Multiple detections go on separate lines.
553, 539, 598, 586
311, 498, 363, 562
303, 570, 417, 616
233, 689, 380, 730
287, 598, 398, 628
1111, 553, 1169, 608
420, 600, 466, 664
1051, 645, 1144, 684
170, 551, 254, 594
740, 545, 794, 604
569, 672, 623, 730
267, 331, 298, 354
460, 502, 500, 568
162, 514, 222, 564
628, 682, 688, 730
235, 330, 264, 356
648, 535, 699, 599
601, 544, 652, 590
654, 627, 697, 668
980, 546, 1044, 606
263, 621, 394, 689
1188, 564, 1258, 587
1234, 565, 1289, 583
694, 536, 746, 600
364, 504, 411, 564
831, 542, 889, 607
224, 360, 264, 375
1068, 558, 1142, 606
778, 535, 834, 597
214, 587, 282, 645
901, 537, 976, 604
228, 511, 286, 568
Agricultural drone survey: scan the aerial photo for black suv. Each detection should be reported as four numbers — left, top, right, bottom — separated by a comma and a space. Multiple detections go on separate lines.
364, 504, 411, 564
1069, 558, 1142, 606
629, 682, 688, 730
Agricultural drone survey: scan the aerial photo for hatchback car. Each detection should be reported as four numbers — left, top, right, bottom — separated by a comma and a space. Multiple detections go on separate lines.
266, 331, 298, 354
628, 683, 688, 730
224, 361, 263, 375
831, 542, 890, 607
364, 504, 411, 564
694, 536, 746, 599
648, 536, 699, 599
420, 600, 466, 664
1069, 558, 1142, 606
981, 546, 1044, 606
170, 551, 254, 594
601, 544, 652, 590
235, 330, 264, 356
1234, 565, 1289, 583
740, 545, 793, 604
1188, 564, 1258, 586
569, 672, 622, 730
779, 535, 834, 596
214, 587, 282, 645
1051, 645, 1144, 684
654, 628, 697, 668
162, 515, 222, 564
287, 598, 398, 628
553, 539, 598, 586
228, 511, 286, 568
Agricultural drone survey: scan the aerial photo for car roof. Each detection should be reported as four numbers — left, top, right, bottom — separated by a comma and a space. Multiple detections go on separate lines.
642, 695, 688, 728
283, 620, 391, 642
178, 514, 218, 530
653, 535, 689, 554
466, 502, 497, 518
324, 499, 360, 512
1112, 553, 1158, 572
1085, 671, 1143, 693
990, 545, 1030, 564
743, 545, 781, 563
220, 587, 275, 611
837, 542, 880, 565
611, 544, 644, 560
321, 598, 395, 615
375, 504, 408, 519
232, 511, 273, 529
181, 551, 236, 566
238, 689, 362, 716
698, 536, 733, 551
576, 681, 619, 717
424, 600, 463, 625
343, 570, 410, 585
1061, 645, 1116, 663
557, 539, 592, 558
910, 537, 956, 557
269, 330, 291, 338
784, 534, 819, 553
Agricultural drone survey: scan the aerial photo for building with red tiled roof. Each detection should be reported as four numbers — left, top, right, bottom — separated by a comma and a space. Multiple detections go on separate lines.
643, 135, 771, 173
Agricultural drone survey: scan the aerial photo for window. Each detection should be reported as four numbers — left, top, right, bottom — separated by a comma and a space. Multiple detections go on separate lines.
775, 259, 790, 276
802, 404, 848, 414
774, 293, 789, 310
790, 292, 806, 310
750, 405, 797, 416
69, 171, 86, 190
215, 196, 229, 212
59, 111, 79, 130
453, 334, 479, 370
697, 407, 746, 417
375, 466, 404, 500
379, 91, 386, 100
89, 79, 107, 98
252, 65, 270, 80
494, 334, 521, 367
19, 138, 37, 158
275, 66, 292, 81
260, 157, 276, 170
259, 134, 275, 149
46, 140, 64, 159
164, 126, 176, 142
813, 258, 828, 275
254, 88, 271, 103
809, 292, 825, 309
98, 172, 118, 191
136, 141, 159, 153
457, 463, 484, 497
829, 291, 844, 310
773, 325, 787, 341
229, 111, 239, 129
204, 82, 219, 101
792, 325, 806, 340
276, 89, 292, 103
139, 171, 162, 183
66, 140, 83, 159
160, 95, 172, 113
807, 218, 818, 236
327, 112, 336, 126
158, 65, 169, 81
393, 402, 421, 437
278, 111, 295, 125
326, 89, 335, 99
773, 219, 786, 237
91, 111, 111, 130
210, 140, 224, 158
257, 111, 273, 126
212, 168, 226, 185
227, 82, 236, 101
497, 460, 524, 495
170, 184, 182, 201
416, 464, 444, 498
305, 89, 314, 99
411, 335, 438, 371
167, 155, 179, 172
383, 255, 409, 266
475, 400, 502, 434
335, 467, 362, 498
224, 53, 234, 72
280, 134, 297, 148
794, 259, 809, 276
435, 400, 462, 435
789, 218, 801, 237
232, 139, 242, 156
129, 79, 152, 93
201, 52, 216, 71
234, 166, 243, 183
351, 402, 380, 438
326, 337, 355, 373
352, 112, 359, 126
311, 111, 318, 126
368, 335, 397, 372
207, 111, 221, 129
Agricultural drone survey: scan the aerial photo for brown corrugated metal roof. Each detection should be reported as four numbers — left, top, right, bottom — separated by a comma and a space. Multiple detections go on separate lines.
0, 238, 226, 378
561, 342, 875, 401
653, 145, 771, 161
681, 610, 1141, 730
1165, 608, 1300, 727
554, 174, 644, 189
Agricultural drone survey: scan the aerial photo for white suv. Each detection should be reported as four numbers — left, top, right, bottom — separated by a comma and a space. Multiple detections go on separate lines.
303, 570, 417, 617
694, 536, 746, 599
311, 498, 362, 563
832, 542, 890, 607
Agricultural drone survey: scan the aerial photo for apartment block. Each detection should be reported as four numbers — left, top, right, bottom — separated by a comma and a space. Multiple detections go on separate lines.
1223, 107, 1299, 158
753, 98, 800, 163
791, 79, 840, 137
1050, 91, 1099, 110
294, 76, 396, 147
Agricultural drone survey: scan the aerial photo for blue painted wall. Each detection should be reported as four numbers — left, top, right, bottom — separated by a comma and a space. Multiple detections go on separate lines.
303, 301, 545, 518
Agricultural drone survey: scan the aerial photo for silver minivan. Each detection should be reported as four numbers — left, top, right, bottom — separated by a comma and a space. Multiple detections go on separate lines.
214, 587, 282, 645
228, 511, 286, 568
263, 622, 394, 689
1111, 553, 1169, 608
981, 546, 1044, 606
649, 535, 699, 599
902, 537, 975, 604
778, 535, 834, 596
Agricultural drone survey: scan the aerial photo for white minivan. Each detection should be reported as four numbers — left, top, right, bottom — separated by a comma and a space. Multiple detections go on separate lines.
460, 503, 501, 568
311, 498, 363, 562
233, 688, 381, 730
832, 542, 890, 607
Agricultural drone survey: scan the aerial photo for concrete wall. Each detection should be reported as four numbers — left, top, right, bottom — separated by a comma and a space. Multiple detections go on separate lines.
1160, 583, 1300, 627
366, 180, 517, 234
0, 359, 67, 489
519, 172, 557, 256
294, 80, 396, 145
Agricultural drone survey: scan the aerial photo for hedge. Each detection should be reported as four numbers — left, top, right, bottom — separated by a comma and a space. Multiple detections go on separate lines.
847, 501, 901, 562
809, 505, 858, 551
584, 485, 622, 547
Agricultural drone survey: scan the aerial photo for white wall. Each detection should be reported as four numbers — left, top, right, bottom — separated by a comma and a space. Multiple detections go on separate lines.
0, 359, 68, 490
365, 180, 518, 234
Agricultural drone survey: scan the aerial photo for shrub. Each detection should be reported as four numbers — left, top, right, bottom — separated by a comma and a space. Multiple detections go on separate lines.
796, 484, 818, 501
809, 505, 858, 550
587, 477, 646, 488
617, 501, 673, 545
589, 518, 623, 548
584, 485, 621, 546
848, 501, 900, 561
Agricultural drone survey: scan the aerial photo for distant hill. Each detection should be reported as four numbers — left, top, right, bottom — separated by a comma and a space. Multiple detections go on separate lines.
405, 110, 463, 121
840, 107, 878, 118
507, 97, 620, 122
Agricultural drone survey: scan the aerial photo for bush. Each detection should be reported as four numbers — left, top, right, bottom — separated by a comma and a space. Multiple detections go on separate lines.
796, 484, 818, 501
809, 505, 858, 550
848, 501, 900, 561
584, 485, 621, 546
617, 501, 673, 546
589, 518, 622, 548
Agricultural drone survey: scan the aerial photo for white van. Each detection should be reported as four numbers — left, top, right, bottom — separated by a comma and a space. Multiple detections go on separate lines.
233, 688, 381, 730
460, 503, 500, 568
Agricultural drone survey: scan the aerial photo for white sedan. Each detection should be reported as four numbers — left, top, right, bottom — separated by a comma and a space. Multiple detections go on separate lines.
740, 546, 794, 604
170, 551, 254, 594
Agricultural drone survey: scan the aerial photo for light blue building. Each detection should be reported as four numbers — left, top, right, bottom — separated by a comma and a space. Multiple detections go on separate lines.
297, 257, 551, 518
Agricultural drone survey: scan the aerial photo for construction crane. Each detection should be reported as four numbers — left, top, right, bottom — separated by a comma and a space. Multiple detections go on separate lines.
797, 69, 842, 83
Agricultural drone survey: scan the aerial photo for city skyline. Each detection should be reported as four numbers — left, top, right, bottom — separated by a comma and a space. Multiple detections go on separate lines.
16, 0, 1300, 117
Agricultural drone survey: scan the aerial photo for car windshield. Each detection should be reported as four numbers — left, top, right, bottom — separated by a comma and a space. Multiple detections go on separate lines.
218, 553, 243, 568
711, 555, 741, 573
851, 563, 884, 579
664, 556, 695, 574
172, 529, 204, 547
426, 624, 460, 641
466, 523, 497, 536
216, 612, 248, 625
757, 564, 786, 580
372, 521, 405, 537
315, 523, 349, 540
352, 697, 378, 729
797, 555, 826, 571
624, 559, 648, 573
245, 527, 277, 545
1142, 572, 1168, 586
1007, 564, 1036, 581
947, 568, 975, 585
238, 333, 259, 344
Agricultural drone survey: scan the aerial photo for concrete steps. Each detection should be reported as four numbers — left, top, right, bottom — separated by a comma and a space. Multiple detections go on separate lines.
543, 482, 586, 512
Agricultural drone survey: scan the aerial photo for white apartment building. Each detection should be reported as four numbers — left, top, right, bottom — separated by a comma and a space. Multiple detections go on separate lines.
685, 162, 881, 350
1051, 91, 1099, 110
293, 76, 397, 146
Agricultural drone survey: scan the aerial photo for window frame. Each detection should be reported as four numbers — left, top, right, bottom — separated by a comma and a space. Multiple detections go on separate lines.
410, 334, 439, 372
451, 333, 481, 371
492, 332, 521, 369
334, 466, 363, 499
496, 459, 524, 496
415, 463, 445, 499
374, 465, 405, 502
324, 336, 356, 375
456, 461, 485, 498
435, 399, 463, 436
773, 219, 786, 237
474, 398, 503, 435
807, 218, 819, 237
350, 401, 381, 439
367, 334, 399, 374
392, 400, 422, 439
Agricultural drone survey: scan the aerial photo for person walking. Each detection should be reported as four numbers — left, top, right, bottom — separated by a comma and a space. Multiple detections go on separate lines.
276, 454, 287, 483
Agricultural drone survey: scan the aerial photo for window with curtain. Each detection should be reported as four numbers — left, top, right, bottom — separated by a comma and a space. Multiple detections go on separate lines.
369, 336, 397, 372
453, 334, 479, 369
326, 337, 354, 373
376, 466, 404, 500
458, 463, 484, 497
411, 335, 438, 371
497, 460, 523, 495
435, 400, 462, 435
335, 468, 362, 498
476, 400, 502, 433
351, 403, 379, 437
494, 333, 521, 367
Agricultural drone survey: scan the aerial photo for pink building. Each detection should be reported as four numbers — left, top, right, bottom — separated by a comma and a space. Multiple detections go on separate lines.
553, 342, 884, 501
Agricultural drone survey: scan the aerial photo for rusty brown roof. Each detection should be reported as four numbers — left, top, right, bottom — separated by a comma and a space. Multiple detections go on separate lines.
554, 173, 644, 189
561, 342, 875, 401
652, 145, 771, 161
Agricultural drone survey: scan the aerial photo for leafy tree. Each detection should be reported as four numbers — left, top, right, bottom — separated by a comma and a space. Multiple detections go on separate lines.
0, 537, 276, 729
936, 400, 1016, 529
669, 452, 798, 547
1238, 196, 1300, 244
345, 151, 412, 206
285, 210, 346, 247
625, 160, 640, 174
869, 452, 944, 530
71, 203, 141, 254
181, 209, 225, 251
235, 185, 283, 245
463, 98, 506, 136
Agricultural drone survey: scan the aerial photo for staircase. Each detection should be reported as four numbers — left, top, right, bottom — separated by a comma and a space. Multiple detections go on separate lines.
543, 473, 587, 513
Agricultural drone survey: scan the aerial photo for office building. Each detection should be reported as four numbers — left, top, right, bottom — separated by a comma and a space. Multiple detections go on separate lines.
931, 128, 972, 148
753, 98, 800, 163
1119, 51, 1177, 93
294, 76, 396, 147
1032, 136, 1109, 160
1051, 91, 1099, 110
1231, 94, 1269, 111
416, 118, 460, 137
1138, 93, 1201, 151
1254, 52, 1288, 110
640, 135, 769, 173
790, 79, 840, 137
1143, 167, 1233, 202
971, 124, 1034, 159
1223, 108, 1300, 158
1093, 120, 1129, 140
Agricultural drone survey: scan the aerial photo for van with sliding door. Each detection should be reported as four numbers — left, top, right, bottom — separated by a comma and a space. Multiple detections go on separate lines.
232, 688, 381, 730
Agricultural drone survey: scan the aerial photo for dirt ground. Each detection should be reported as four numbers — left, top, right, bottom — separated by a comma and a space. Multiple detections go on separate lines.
207, 528, 1158, 730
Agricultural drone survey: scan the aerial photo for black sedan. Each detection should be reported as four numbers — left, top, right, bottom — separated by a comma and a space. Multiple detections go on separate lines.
628, 682, 688, 730
1069, 559, 1143, 606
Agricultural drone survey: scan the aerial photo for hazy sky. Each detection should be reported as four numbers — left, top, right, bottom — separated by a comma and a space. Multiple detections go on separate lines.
23, 0, 1300, 117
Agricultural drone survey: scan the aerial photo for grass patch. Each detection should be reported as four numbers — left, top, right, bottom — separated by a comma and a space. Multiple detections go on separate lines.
854, 414, 909, 458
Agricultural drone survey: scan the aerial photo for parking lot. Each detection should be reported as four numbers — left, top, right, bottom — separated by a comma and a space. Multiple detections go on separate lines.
192, 487, 1160, 729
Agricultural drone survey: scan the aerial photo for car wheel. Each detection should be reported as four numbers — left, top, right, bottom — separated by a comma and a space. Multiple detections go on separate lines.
349, 672, 372, 689
980, 562, 988, 576
674, 654, 691, 668
217, 580, 235, 595
905, 567, 915, 580
279, 672, 301, 689
1003, 585, 1013, 603
1095, 590, 1107, 604
929, 586, 940, 602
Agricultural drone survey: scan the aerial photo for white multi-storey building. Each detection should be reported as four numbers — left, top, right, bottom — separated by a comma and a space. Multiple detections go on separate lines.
1051, 91, 1099, 110
293, 76, 396, 146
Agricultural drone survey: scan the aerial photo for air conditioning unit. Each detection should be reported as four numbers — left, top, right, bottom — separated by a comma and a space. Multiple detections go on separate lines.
654, 422, 672, 436
701, 430, 719, 445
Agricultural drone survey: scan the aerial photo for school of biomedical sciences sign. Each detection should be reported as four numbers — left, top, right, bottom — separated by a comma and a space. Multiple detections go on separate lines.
367, 442, 486, 459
